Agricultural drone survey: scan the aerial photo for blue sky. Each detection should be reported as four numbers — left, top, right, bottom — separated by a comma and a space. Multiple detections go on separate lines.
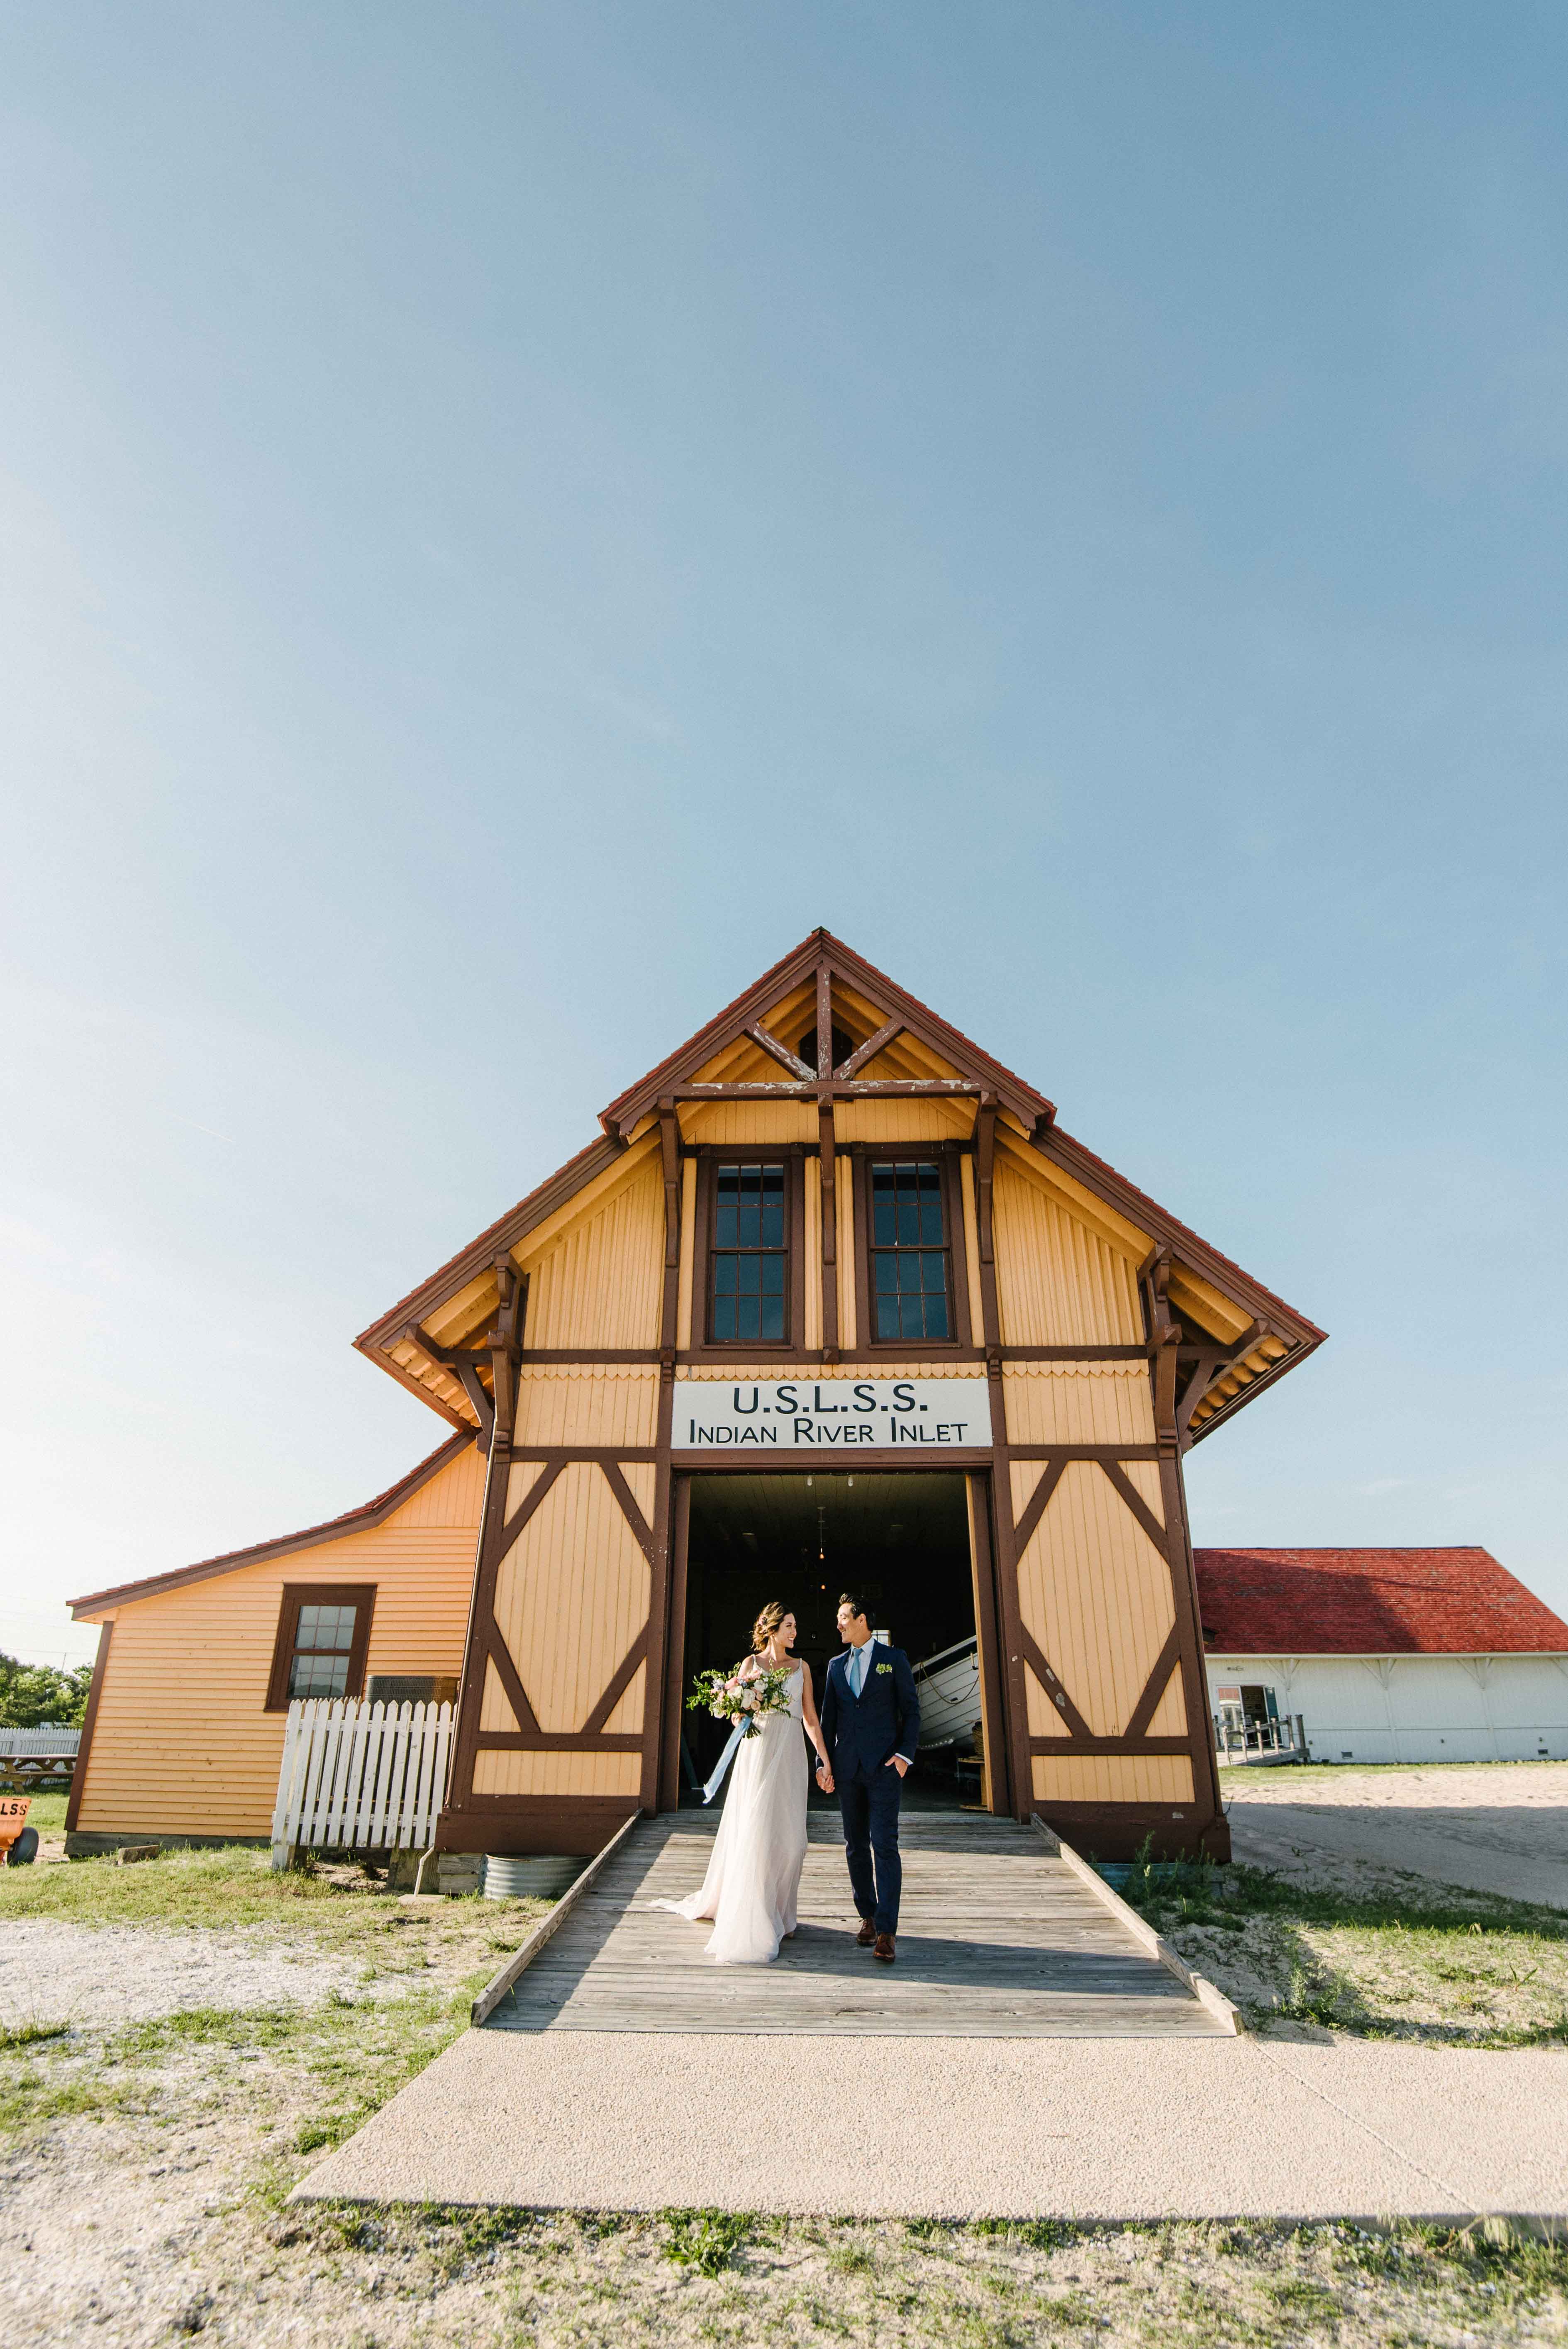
2, 2, 1565, 1665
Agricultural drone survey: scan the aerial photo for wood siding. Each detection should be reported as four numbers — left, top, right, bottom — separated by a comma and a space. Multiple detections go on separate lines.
1032, 1754, 1196, 1804
1012, 1461, 1175, 1737
1002, 1365, 1156, 1447
73, 1445, 485, 1839
488, 1464, 651, 1735
512, 1367, 660, 1450
520, 1151, 663, 1350
992, 1153, 1144, 1346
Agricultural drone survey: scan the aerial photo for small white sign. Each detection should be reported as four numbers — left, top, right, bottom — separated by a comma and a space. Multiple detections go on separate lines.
672, 1376, 990, 1453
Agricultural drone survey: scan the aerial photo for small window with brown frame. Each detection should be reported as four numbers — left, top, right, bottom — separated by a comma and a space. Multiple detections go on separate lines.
265, 1583, 376, 1712
708, 1158, 789, 1343
854, 1150, 969, 1348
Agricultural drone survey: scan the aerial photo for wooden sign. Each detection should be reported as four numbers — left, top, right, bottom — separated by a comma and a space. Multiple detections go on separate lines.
672, 1376, 991, 1451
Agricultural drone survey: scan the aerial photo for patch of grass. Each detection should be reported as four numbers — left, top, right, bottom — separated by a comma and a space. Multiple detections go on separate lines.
0, 2019, 69, 2051
661, 2207, 756, 2276
0, 1836, 548, 1955
10, 1790, 68, 1831
972, 2217, 1078, 2253
119, 2004, 300, 2060
1122, 1842, 1568, 1944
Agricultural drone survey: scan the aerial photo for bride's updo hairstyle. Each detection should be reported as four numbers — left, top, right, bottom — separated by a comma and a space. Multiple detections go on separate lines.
751, 1601, 788, 1653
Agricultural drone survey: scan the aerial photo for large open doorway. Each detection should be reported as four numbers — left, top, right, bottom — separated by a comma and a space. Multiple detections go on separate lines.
676, 1470, 995, 1811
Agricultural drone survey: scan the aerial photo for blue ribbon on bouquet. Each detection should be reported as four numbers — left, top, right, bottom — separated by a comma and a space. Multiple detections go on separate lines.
702, 1719, 748, 1805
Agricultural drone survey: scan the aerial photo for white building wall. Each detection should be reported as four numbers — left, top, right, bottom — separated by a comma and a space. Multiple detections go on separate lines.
1207, 1655, 1568, 1765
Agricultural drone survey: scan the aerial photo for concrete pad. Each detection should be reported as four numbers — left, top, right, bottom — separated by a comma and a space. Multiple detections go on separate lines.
1229, 1800, 1568, 1911
293, 2027, 1568, 2222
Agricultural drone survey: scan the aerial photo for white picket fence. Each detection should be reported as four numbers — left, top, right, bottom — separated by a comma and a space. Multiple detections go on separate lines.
0, 1726, 82, 1754
271, 1698, 454, 1869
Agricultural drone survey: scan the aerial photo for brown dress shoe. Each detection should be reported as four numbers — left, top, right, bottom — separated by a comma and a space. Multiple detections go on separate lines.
873, 1932, 896, 1963
856, 1917, 877, 1947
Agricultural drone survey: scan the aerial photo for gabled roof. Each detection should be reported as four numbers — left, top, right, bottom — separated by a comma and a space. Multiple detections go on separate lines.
1195, 1547, 1568, 1657
69, 1434, 474, 1620
352, 926, 1324, 1434
599, 926, 1056, 1142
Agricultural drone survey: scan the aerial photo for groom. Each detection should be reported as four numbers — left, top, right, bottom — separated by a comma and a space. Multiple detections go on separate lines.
816, 1593, 919, 1963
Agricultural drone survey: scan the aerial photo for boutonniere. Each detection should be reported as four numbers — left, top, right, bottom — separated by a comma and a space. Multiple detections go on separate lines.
876, 1661, 893, 1675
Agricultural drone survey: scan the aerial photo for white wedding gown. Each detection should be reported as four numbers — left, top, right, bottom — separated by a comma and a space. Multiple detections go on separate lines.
652, 1665, 810, 1964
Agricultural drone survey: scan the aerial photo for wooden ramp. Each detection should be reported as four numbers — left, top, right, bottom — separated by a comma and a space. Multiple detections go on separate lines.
482, 1810, 1229, 2038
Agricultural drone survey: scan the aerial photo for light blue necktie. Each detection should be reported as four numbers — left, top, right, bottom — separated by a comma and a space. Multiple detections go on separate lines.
851, 1644, 868, 1697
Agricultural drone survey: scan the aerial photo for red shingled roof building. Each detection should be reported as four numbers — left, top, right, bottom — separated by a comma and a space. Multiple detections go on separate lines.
1195, 1547, 1568, 1766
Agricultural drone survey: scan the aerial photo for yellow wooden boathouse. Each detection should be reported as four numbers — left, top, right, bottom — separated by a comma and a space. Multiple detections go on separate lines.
66, 931, 1323, 1861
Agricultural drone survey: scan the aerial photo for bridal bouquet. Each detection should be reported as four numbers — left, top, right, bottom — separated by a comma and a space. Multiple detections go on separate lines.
687, 1665, 794, 1740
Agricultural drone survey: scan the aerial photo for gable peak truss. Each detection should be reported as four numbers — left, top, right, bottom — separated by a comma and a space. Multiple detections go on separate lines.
597, 928, 1057, 1145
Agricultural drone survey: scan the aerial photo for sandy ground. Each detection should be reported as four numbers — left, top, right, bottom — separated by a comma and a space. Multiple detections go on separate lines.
1224, 1759, 1568, 1910
0, 1918, 395, 2030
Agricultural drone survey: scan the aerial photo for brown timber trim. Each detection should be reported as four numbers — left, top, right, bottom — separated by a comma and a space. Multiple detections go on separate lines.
643, 1399, 676, 1811
474, 1343, 1151, 1367
1017, 1623, 1095, 1743
687, 1151, 809, 1362
745, 1023, 815, 1081
1029, 1800, 1225, 1864
436, 1795, 640, 1859
818, 1100, 839, 1361
497, 1456, 567, 1555
850, 1143, 973, 1355
642, 1105, 685, 1814
965, 1473, 1010, 1817
834, 1017, 903, 1079
1097, 1459, 1170, 1557
670, 1080, 985, 1102
1011, 1457, 1067, 1562
476, 1733, 643, 1753
1028, 1735, 1192, 1756
1009, 1444, 1161, 1461
668, 1446, 996, 1473
445, 1265, 528, 1832
63, 1620, 113, 1834
975, 1095, 996, 1264
1160, 1443, 1227, 1827
366, 1347, 475, 1432
1123, 1625, 1183, 1742
263, 1584, 376, 1714
659, 1474, 693, 1810
1002, 1345, 1152, 1361
971, 1127, 1033, 1817
483, 1626, 540, 1735
1140, 1256, 1226, 1837
1186, 1341, 1306, 1448
519, 1349, 663, 1364
815, 963, 833, 1078
506, 1447, 658, 1466
600, 1462, 656, 1566
599, 929, 1055, 1146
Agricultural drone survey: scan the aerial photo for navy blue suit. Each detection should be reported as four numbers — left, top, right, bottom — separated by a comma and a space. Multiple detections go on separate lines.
819, 1643, 920, 1935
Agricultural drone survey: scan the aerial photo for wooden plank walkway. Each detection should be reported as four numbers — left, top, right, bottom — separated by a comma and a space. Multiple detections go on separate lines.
482, 1811, 1228, 2037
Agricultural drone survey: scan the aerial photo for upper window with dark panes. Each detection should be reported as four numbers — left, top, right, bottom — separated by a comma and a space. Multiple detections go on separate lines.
710, 1162, 788, 1342
288, 1601, 361, 1699
870, 1161, 952, 1340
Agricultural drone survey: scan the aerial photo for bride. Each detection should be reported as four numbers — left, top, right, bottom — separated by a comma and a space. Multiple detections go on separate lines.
652, 1602, 831, 1965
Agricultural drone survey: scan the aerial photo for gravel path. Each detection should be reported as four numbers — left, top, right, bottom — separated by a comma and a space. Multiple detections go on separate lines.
0, 1919, 382, 2029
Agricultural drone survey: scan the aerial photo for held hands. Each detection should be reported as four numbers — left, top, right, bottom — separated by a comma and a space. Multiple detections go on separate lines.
815, 1759, 835, 1795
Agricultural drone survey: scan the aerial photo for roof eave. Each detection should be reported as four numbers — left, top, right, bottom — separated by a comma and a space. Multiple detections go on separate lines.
68, 1434, 474, 1618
